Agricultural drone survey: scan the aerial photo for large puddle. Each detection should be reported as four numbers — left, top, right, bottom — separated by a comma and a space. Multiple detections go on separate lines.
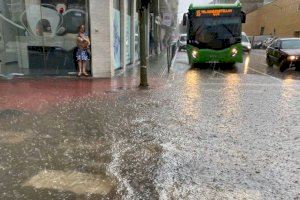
23, 170, 116, 195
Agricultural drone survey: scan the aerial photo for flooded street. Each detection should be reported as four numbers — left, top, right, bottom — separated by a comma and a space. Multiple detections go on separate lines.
0, 50, 300, 199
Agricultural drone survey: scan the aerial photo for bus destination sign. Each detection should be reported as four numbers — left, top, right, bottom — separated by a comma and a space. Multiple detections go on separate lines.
195, 9, 233, 17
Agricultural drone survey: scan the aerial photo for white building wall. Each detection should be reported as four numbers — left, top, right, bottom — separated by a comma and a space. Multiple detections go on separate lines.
89, 0, 114, 77
90, 0, 139, 77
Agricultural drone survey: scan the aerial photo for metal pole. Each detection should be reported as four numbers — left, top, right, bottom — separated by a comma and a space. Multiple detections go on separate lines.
167, 44, 170, 72
154, 0, 160, 54
139, 7, 148, 87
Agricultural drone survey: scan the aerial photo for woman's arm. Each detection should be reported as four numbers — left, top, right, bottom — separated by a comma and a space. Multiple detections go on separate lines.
77, 37, 84, 48
84, 36, 90, 46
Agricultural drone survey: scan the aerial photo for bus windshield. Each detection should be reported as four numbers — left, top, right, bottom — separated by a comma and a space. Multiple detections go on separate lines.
189, 16, 241, 50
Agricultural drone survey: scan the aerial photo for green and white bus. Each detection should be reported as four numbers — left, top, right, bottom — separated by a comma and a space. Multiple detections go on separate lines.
183, 1, 246, 66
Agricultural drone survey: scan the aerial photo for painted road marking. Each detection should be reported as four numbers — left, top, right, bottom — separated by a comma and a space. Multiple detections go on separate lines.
248, 67, 282, 83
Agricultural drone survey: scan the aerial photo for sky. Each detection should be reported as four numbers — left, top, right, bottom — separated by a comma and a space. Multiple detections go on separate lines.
178, 0, 212, 14
177, 0, 212, 22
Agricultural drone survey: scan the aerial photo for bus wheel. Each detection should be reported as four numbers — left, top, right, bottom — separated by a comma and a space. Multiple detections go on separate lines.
223, 63, 234, 70
229, 62, 235, 67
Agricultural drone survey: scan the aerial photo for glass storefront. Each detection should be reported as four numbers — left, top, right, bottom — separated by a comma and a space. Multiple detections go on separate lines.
0, 0, 89, 76
113, 0, 121, 69
125, 0, 131, 65
135, 12, 140, 61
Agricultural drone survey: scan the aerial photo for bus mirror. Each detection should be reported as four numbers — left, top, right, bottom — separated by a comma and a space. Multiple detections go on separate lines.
241, 11, 246, 23
182, 13, 188, 26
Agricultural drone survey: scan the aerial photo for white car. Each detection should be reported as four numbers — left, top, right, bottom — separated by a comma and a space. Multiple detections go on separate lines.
178, 34, 187, 51
242, 32, 251, 52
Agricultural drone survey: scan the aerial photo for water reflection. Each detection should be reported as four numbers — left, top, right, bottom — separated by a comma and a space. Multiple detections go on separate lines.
243, 55, 250, 74
281, 75, 296, 104
283, 75, 296, 85
223, 74, 241, 120
183, 70, 202, 119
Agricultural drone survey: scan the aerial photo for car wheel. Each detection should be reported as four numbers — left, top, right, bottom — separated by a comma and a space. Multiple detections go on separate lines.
266, 56, 273, 67
279, 60, 288, 72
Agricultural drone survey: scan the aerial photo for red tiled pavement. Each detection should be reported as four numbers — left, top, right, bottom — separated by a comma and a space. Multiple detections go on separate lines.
0, 76, 142, 113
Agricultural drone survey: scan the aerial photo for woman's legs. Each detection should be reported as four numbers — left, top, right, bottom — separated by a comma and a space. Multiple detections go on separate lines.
82, 61, 88, 75
78, 61, 83, 76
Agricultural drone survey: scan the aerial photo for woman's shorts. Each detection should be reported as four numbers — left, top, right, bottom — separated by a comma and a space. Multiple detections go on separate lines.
76, 49, 89, 61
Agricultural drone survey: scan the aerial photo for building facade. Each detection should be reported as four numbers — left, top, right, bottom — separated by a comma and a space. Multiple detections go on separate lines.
0, 0, 178, 78
243, 0, 300, 37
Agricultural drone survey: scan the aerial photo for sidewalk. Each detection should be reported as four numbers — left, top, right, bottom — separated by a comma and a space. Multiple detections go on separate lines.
115, 51, 170, 78
0, 52, 171, 113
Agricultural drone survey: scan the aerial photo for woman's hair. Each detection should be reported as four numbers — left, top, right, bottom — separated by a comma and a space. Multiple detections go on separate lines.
78, 24, 85, 32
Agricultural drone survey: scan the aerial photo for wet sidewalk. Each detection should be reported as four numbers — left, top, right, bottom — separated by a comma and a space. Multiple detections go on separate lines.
0, 52, 171, 113
0, 51, 173, 200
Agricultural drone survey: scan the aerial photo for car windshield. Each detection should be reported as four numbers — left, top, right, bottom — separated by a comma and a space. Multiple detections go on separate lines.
242, 35, 249, 42
180, 35, 187, 41
281, 40, 300, 49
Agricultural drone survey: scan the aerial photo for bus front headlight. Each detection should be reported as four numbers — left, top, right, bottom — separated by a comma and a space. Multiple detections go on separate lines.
192, 50, 198, 58
231, 48, 238, 57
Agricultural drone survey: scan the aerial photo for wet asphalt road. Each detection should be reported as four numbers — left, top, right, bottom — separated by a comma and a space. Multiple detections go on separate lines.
0, 50, 300, 199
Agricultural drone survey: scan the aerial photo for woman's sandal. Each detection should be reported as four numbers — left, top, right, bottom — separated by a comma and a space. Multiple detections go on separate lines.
83, 72, 89, 76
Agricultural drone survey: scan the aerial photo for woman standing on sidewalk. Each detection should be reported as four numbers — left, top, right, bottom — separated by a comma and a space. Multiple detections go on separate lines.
76, 25, 90, 76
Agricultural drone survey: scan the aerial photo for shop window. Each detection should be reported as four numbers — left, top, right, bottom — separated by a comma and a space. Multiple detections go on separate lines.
260, 27, 265, 35
36, 19, 52, 36
0, 0, 90, 76
113, 0, 121, 69
126, 0, 132, 64
127, 0, 132, 15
